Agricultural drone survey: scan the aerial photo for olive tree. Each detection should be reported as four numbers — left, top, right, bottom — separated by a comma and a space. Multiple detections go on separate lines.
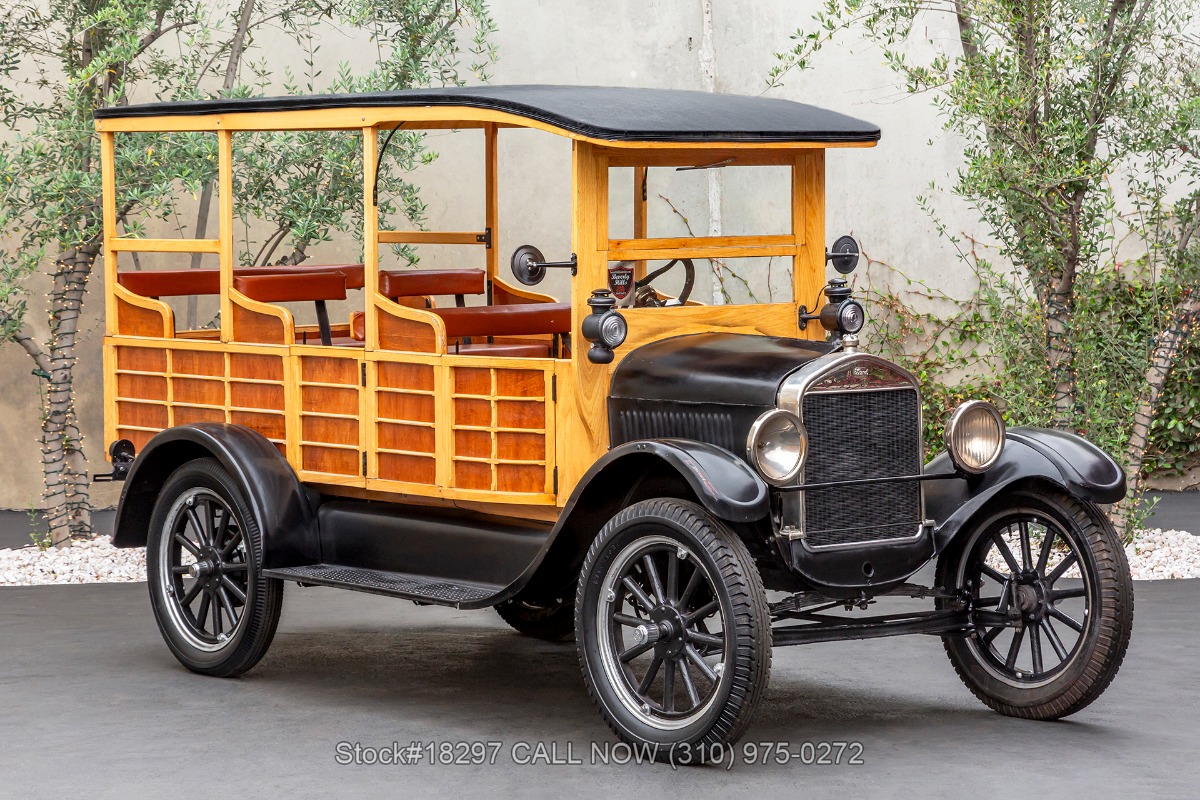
0, 0, 495, 547
770, 0, 1199, 531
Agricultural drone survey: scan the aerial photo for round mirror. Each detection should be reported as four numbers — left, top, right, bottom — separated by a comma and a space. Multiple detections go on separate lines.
510, 244, 546, 286
828, 235, 860, 274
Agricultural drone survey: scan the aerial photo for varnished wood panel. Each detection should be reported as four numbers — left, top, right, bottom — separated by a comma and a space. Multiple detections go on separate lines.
302, 444, 359, 476
378, 452, 436, 485
172, 349, 224, 376
231, 410, 286, 441
230, 352, 283, 381
116, 346, 167, 373
230, 382, 284, 411
116, 373, 166, 401
231, 301, 287, 344
497, 464, 544, 494
116, 294, 172, 337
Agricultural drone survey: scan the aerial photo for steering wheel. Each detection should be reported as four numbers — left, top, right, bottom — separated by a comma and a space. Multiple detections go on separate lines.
630, 258, 695, 307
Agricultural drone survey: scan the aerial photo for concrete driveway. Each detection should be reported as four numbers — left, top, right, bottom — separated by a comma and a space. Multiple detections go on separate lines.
1, 578, 1196, 799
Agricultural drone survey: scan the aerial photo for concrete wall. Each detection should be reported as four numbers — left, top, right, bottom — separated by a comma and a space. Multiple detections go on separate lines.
0, 0, 977, 509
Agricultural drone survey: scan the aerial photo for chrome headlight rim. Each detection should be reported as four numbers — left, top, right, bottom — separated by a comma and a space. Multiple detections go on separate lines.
746, 408, 808, 487
945, 400, 1006, 474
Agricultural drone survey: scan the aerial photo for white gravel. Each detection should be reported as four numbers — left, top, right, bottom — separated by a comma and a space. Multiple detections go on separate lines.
0, 527, 1197, 586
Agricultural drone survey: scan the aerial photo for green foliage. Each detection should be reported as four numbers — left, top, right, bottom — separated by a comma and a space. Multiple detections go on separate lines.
773, 0, 1200, 494
0, 0, 496, 540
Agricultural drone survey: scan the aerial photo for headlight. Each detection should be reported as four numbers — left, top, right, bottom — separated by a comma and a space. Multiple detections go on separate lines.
945, 400, 1005, 473
598, 310, 627, 349
746, 409, 807, 486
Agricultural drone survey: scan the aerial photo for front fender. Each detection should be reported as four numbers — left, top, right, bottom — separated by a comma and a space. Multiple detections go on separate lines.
577, 439, 770, 523
111, 423, 319, 568
925, 426, 1126, 554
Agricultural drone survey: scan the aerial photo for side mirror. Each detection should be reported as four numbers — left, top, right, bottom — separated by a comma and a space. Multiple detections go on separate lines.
511, 245, 577, 286
826, 235, 860, 274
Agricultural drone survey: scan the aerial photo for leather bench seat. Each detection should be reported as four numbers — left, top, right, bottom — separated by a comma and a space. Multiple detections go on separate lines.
118, 264, 364, 298
233, 271, 348, 303
435, 303, 571, 339
379, 268, 486, 299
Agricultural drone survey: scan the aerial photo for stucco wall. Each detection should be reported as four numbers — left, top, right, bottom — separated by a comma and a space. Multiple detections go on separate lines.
0, 0, 976, 509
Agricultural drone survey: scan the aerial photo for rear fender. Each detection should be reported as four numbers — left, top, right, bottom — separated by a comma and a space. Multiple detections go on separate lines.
110, 423, 319, 568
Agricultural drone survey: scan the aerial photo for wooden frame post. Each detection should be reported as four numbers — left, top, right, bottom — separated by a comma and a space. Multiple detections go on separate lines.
217, 129, 235, 343
363, 126, 380, 350
793, 149, 825, 340
100, 131, 118, 337
556, 141, 609, 500
484, 122, 499, 291
632, 165, 648, 280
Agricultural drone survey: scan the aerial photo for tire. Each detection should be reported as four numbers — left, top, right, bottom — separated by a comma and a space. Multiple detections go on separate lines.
576, 499, 771, 762
146, 458, 284, 678
936, 485, 1133, 719
496, 595, 575, 641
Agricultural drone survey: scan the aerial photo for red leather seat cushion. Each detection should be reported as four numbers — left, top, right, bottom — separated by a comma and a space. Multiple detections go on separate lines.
434, 303, 571, 339
118, 264, 365, 298
234, 270, 347, 303
379, 269, 486, 299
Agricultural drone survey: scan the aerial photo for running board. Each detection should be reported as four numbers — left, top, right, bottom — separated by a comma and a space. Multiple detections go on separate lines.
263, 564, 503, 609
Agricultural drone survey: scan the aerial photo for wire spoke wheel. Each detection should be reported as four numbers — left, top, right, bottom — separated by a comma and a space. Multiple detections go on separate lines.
937, 486, 1133, 719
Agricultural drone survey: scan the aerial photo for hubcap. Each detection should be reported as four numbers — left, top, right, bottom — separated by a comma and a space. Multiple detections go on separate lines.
595, 534, 728, 731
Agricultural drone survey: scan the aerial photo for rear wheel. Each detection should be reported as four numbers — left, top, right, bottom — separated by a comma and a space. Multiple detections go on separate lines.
576, 499, 771, 762
495, 594, 574, 641
936, 486, 1133, 719
146, 458, 283, 677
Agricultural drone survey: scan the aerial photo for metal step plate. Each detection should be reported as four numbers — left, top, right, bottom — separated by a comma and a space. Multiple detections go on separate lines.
264, 564, 501, 608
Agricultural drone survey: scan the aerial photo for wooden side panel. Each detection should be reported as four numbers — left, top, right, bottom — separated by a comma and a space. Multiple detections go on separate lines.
297, 351, 364, 482
231, 299, 288, 345
110, 341, 288, 454
374, 359, 438, 487
376, 300, 441, 352
116, 293, 173, 337
448, 364, 551, 495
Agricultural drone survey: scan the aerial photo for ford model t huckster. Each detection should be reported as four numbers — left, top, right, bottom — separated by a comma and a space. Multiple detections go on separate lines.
98, 86, 1133, 756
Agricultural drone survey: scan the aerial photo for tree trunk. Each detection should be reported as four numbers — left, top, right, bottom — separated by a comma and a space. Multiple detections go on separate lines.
1112, 291, 1199, 539
1045, 288, 1079, 431
41, 244, 97, 548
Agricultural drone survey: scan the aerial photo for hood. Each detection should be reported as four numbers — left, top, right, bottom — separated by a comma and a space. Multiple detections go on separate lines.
610, 333, 834, 407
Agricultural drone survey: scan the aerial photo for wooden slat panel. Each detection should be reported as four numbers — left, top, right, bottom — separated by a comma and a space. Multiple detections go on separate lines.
378, 453, 435, 485
377, 230, 488, 245
607, 243, 796, 262
110, 238, 221, 253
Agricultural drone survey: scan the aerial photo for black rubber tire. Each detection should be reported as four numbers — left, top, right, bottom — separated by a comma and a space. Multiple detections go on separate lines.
146, 458, 283, 678
576, 499, 771, 763
936, 485, 1133, 719
495, 596, 575, 641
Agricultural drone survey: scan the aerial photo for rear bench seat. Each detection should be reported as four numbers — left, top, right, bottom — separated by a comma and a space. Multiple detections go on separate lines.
357, 269, 571, 358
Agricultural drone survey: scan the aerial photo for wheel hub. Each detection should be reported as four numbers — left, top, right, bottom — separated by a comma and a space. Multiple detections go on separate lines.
647, 605, 689, 658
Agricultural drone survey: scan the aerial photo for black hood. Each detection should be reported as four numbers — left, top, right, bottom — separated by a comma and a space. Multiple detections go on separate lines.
611, 333, 834, 407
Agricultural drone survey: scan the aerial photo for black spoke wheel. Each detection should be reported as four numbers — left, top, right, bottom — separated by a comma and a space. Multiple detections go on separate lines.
577, 499, 770, 761
147, 458, 283, 677
936, 486, 1133, 719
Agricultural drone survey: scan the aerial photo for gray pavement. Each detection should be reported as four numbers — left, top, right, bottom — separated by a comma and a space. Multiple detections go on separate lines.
1, 579, 1197, 799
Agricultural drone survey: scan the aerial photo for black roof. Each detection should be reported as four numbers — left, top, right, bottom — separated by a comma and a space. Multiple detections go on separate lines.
95, 85, 880, 144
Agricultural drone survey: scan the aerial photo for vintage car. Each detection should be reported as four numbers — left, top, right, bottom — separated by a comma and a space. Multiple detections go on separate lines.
97, 86, 1133, 758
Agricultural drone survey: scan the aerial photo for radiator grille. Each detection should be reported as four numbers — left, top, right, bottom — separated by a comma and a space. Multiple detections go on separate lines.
802, 388, 922, 548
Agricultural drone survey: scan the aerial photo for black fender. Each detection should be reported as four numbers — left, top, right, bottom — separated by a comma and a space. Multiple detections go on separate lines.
925, 426, 1126, 555
512, 439, 769, 599
111, 423, 319, 569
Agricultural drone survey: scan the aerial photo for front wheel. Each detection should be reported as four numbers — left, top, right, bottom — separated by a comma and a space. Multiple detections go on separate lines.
576, 499, 771, 761
936, 485, 1133, 719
